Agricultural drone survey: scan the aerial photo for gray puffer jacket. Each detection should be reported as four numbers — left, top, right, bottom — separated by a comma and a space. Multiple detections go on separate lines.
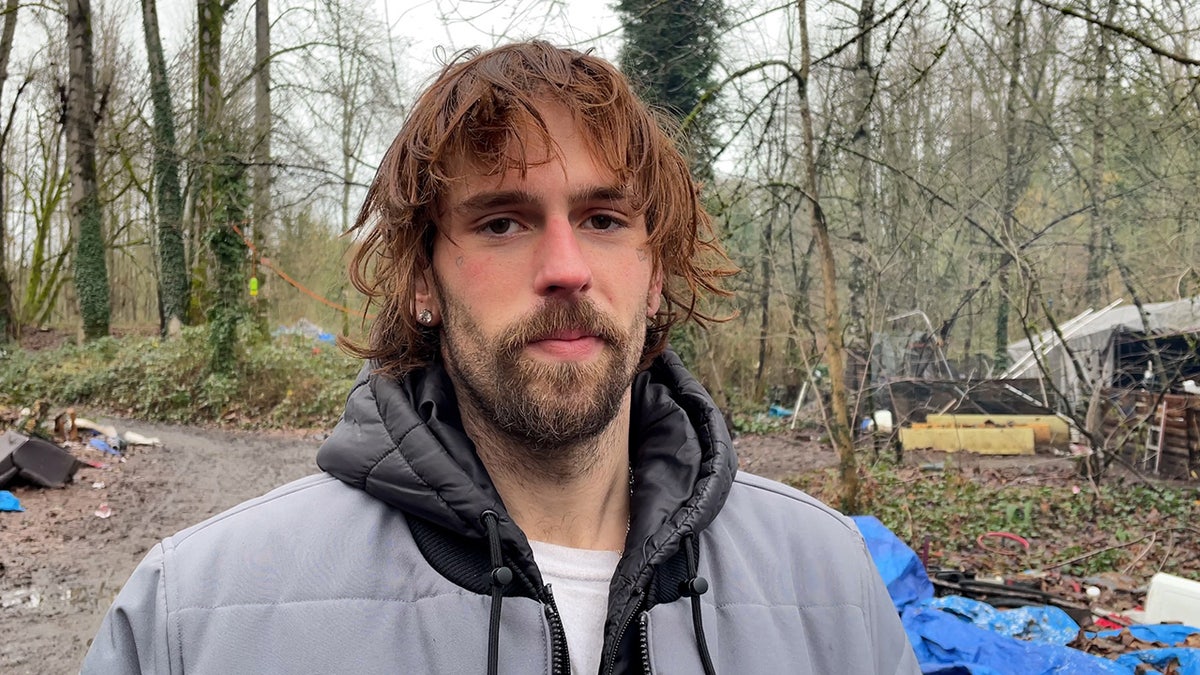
83, 351, 919, 674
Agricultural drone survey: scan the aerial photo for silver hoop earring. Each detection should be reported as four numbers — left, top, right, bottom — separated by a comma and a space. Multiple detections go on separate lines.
418, 309, 433, 325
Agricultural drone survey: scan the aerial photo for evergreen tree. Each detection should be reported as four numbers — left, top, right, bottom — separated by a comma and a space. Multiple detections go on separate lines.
616, 0, 726, 181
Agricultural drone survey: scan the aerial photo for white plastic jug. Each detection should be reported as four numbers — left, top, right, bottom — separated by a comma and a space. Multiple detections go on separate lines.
1145, 572, 1200, 627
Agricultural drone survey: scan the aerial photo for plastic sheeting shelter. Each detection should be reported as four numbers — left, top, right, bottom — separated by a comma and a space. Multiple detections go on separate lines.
1004, 297, 1200, 409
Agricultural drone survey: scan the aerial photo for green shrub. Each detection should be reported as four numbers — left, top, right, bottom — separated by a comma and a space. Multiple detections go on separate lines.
0, 327, 358, 428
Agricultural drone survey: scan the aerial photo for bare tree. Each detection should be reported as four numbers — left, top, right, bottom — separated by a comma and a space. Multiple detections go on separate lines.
797, 0, 858, 512
0, 0, 21, 340
249, 0, 270, 332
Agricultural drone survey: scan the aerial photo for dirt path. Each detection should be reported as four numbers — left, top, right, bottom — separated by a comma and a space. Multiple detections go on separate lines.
1, 421, 824, 674
1, 422, 324, 674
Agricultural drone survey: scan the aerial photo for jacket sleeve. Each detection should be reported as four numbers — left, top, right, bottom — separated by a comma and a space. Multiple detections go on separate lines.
80, 543, 173, 674
860, 542, 922, 675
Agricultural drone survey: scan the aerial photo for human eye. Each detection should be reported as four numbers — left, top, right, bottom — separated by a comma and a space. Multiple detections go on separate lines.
478, 218, 521, 236
583, 214, 628, 231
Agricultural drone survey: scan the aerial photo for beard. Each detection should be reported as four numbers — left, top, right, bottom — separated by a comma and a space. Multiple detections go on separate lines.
439, 293, 646, 453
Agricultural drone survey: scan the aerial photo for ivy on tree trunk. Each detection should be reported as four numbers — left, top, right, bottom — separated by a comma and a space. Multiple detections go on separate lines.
142, 0, 188, 336
66, 0, 109, 340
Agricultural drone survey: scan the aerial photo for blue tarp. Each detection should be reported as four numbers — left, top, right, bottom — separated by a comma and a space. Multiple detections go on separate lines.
0, 490, 23, 512
853, 515, 935, 611
926, 597, 1079, 645
852, 516, 1200, 674
903, 605, 1126, 674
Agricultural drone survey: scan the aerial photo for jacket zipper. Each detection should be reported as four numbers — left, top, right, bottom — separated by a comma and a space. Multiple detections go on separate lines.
542, 585, 570, 675
603, 591, 646, 675
638, 611, 652, 674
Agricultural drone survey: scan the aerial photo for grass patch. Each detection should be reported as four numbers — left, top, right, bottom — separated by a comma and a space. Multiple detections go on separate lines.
0, 327, 358, 428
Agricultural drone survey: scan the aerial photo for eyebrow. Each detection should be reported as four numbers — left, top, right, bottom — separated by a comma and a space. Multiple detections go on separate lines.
453, 185, 631, 215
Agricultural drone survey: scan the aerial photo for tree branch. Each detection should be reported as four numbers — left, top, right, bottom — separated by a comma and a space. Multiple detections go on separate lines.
1033, 0, 1200, 67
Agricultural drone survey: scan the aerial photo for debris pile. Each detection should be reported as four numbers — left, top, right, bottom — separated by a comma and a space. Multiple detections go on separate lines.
0, 401, 162, 517
858, 516, 1200, 674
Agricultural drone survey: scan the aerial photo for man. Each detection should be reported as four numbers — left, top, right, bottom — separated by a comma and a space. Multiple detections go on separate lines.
84, 42, 918, 674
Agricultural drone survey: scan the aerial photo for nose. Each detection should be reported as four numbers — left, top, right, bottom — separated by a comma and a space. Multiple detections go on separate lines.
533, 217, 592, 297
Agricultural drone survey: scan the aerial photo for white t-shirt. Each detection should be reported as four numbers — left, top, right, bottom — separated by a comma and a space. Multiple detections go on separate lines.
528, 540, 621, 675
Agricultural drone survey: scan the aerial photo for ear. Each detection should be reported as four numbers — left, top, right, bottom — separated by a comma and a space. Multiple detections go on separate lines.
646, 270, 663, 318
414, 268, 441, 326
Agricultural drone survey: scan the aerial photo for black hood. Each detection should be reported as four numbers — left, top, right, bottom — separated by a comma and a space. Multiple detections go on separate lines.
316, 349, 737, 649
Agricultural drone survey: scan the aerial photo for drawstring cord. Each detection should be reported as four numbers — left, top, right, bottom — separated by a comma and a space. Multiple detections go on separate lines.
681, 534, 717, 675
482, 510, 512, 675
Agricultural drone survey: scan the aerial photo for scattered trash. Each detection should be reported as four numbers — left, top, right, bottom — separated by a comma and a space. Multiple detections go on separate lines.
977, 531, 1031, 555
1, 588, 41, 609
123, 431, 161, 446
0, 489, 24, 512
74, 418, 118, 439
88, 437, 121, 457
1145, 572, 1200, 627
94, 503, 112, 519
273, 318, 336, 343
1, 430, 82, 488
856, 517, 1200, 674
91, 481, 105, 489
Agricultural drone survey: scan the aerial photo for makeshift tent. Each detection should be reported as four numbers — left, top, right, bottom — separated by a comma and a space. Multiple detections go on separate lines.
1004, 297, 1200, 409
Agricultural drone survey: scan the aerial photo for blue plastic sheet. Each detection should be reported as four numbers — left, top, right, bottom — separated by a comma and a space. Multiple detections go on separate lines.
927, 597, 1079, 645
1096, 626, 1200, 673
88, 437, 121, 456
1092, 625, 1200, 645
1115, 648, 1200, 672
0, 489, 24, 512
853, 515, 934, 611
903, 606, 1126, 675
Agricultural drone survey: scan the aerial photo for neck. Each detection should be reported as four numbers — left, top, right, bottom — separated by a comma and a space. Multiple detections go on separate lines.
462, 393, 632, 552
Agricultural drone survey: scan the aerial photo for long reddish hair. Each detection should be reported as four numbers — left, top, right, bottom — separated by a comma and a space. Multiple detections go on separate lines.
344, 41, 734, 377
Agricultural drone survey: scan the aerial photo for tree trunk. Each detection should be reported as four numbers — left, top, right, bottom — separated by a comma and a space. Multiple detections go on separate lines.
1084, 0, 1117, 308
142, 0, 188, 337
0, 0, 20, 340
993, 0, 1026, 370
798, 0, 858, 513
250, 0, 270, 334
197, 0, 248, 374
66, 0, 109, 340
754, 200, 777, 400
846, 0, 875, 415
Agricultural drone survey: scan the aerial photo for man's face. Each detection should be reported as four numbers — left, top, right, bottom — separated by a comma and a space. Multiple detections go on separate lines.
423, 105, 662, 448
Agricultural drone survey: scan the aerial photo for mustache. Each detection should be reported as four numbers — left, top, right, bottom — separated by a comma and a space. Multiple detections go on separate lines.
498, 299, 623, 356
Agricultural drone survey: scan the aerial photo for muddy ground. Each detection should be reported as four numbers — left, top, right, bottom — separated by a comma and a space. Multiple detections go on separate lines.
1, 421, 842, 674
1, 422, 324, 674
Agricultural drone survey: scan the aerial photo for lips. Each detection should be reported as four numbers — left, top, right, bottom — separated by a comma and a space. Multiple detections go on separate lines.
497, 298, 620, 358
533, 328, 597, 342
